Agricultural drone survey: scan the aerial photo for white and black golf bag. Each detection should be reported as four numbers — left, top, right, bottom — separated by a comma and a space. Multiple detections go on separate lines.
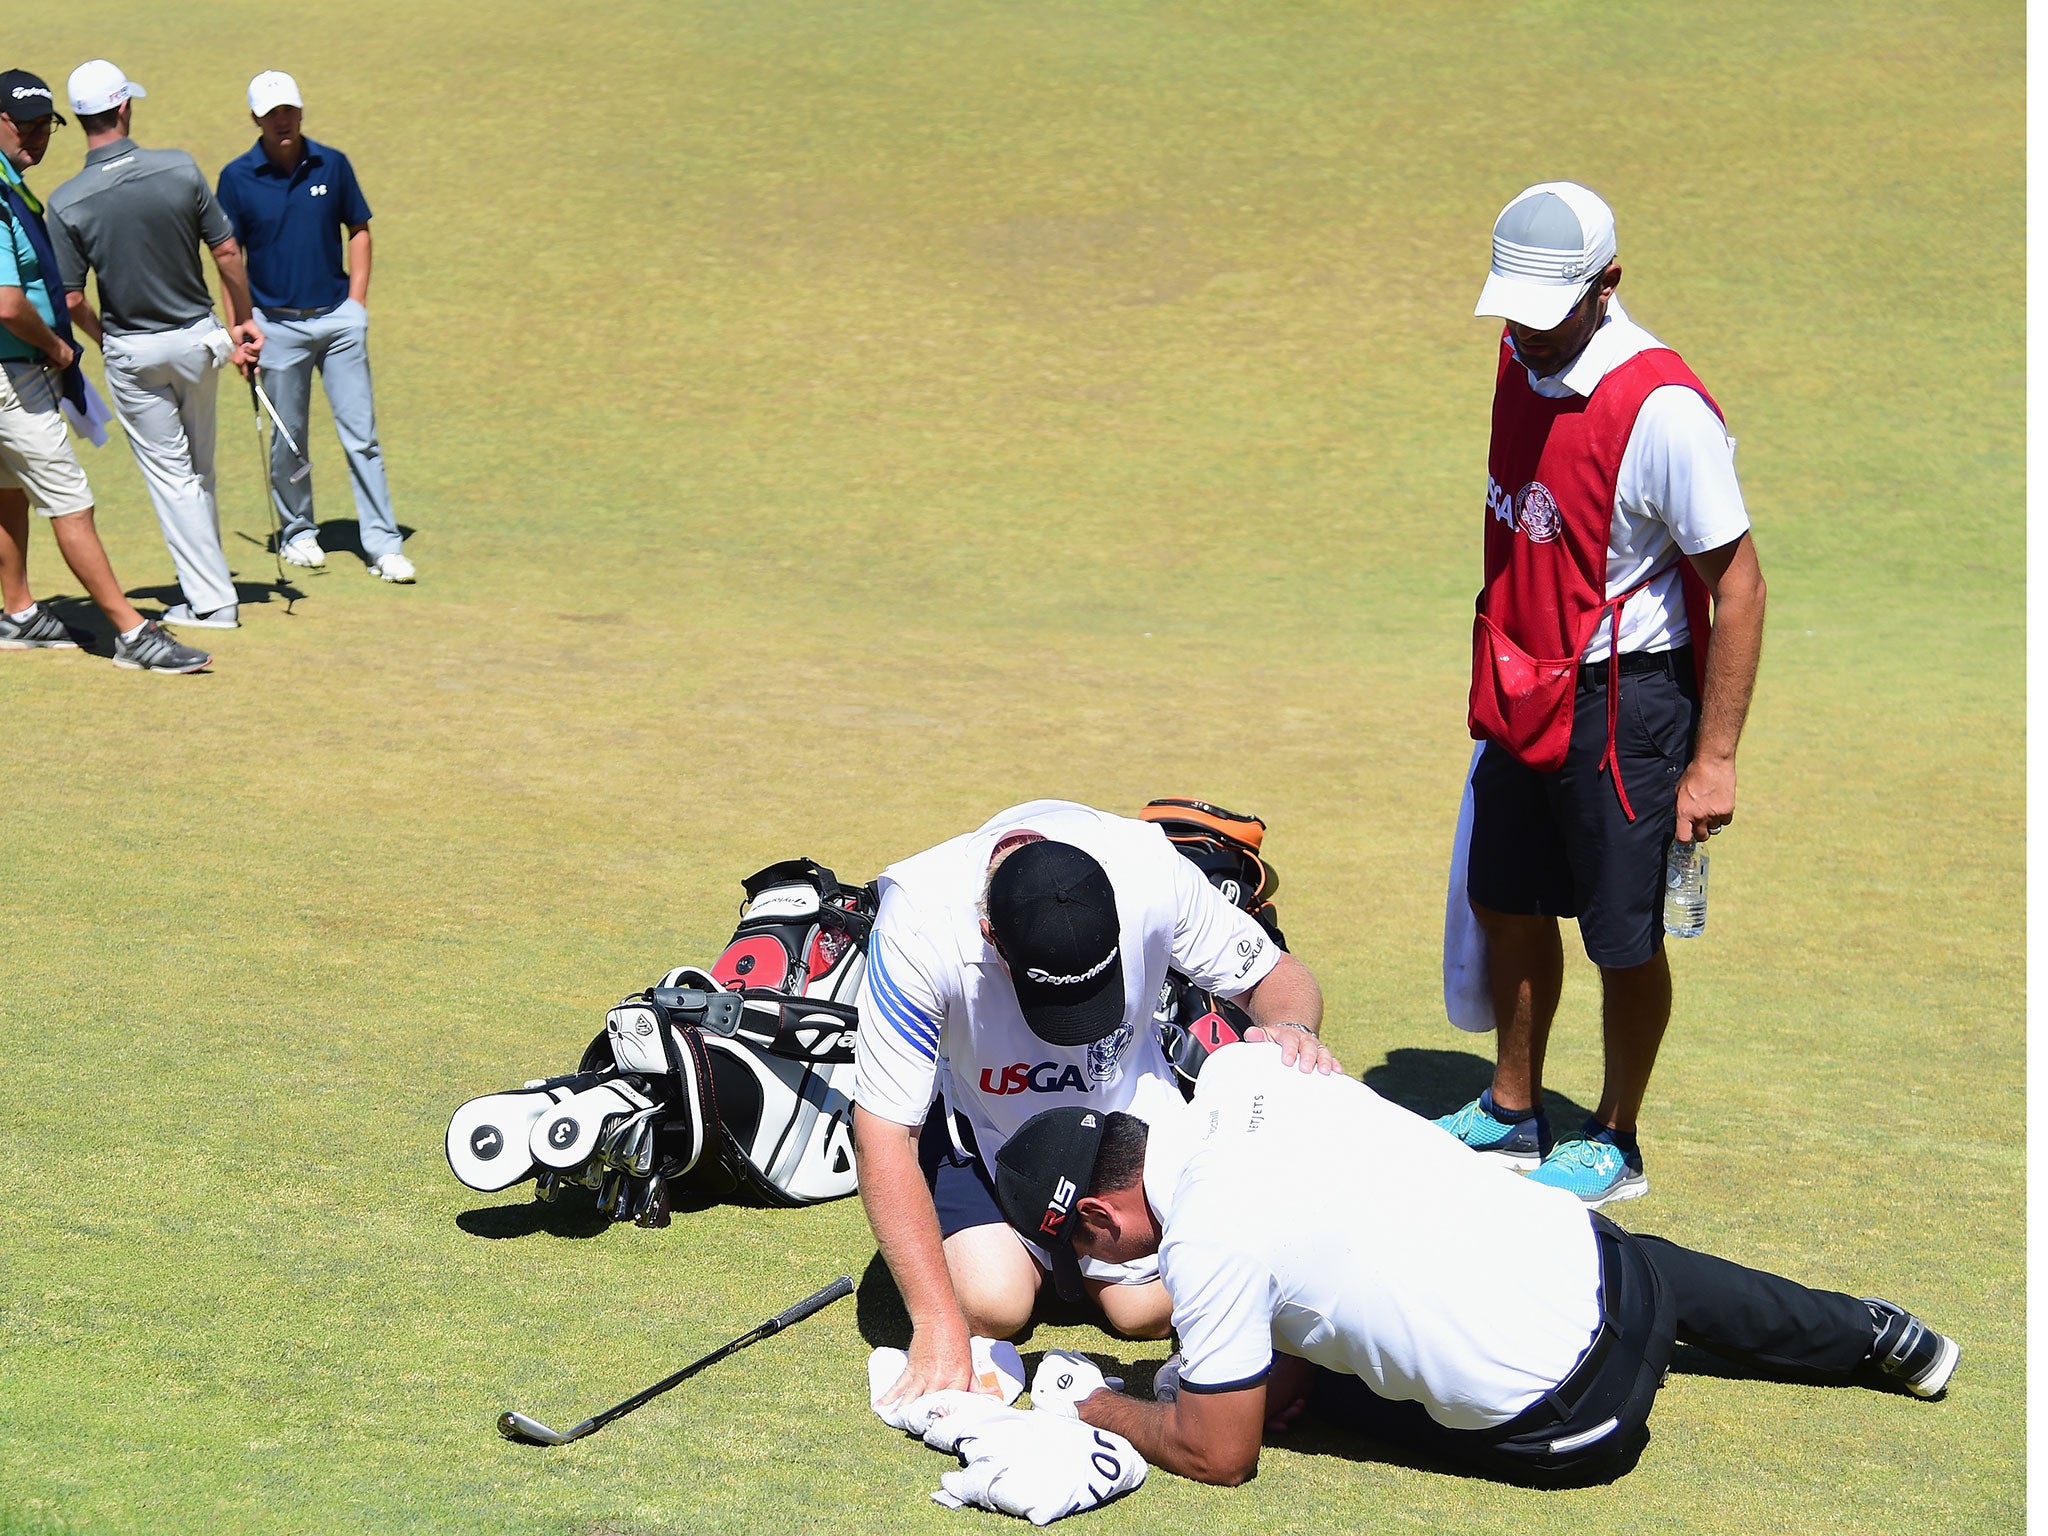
447, 858, 873, 1227
1139, 798, 1290, 1096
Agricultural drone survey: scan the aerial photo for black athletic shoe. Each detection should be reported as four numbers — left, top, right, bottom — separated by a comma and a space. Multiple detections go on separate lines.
112, 619, 211, 674
1863, 1298, 1960, 1398
0, 605, 79, 649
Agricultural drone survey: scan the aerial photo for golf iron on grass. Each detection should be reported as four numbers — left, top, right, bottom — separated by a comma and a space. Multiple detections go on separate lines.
497, 1274, 854, 1446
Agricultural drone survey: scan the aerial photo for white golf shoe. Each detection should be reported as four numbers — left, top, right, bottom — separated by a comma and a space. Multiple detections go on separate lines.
368, 551, 416, 583
281, 533, 325, 567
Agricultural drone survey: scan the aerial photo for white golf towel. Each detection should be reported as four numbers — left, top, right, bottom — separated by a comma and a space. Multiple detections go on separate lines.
869, 1339, 1025, 1429
868, 1347, 1148, 1524
1444, 742, 1496, 1033
930, 1408, 1146, 1525
58, 374, 112, 448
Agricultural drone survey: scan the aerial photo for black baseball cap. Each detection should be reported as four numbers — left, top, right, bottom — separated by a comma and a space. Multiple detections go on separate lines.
0, 72, 66, 125
994, 1107, 1106, 1303
986, 840, 1126, 1047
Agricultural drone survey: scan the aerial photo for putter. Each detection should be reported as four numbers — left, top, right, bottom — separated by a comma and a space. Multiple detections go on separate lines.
497, 1274, 854, 1446
251, 373, 313, 484
246, 373, 290, 590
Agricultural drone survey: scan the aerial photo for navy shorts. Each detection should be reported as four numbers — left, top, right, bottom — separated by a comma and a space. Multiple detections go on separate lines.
1467, 648, 1698, 969
917, 1107, 1005, 1238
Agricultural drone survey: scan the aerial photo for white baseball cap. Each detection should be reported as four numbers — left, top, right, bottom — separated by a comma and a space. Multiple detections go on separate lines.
1473, 181, 1618, 331
68, 59, 146, 117
248, 71, 302, 117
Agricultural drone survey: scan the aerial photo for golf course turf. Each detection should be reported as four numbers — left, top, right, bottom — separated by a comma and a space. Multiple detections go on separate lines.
0, 1, 2021, 1531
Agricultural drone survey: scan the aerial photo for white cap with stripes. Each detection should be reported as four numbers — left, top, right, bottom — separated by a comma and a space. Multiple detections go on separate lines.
1473, 181, 1618, 331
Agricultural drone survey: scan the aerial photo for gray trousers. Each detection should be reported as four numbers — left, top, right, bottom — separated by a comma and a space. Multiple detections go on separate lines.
102, 316, 235, 613
255, 300, 400, 559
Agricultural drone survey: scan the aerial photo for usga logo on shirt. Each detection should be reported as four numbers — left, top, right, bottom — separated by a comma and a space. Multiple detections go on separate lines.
981, 1061, 1091, 1095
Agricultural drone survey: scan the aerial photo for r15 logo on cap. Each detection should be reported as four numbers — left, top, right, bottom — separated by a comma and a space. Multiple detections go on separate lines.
1040, 1175, 1078, 1236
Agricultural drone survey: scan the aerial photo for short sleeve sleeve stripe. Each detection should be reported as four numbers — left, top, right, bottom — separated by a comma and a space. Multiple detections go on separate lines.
866, 948, 939, 1060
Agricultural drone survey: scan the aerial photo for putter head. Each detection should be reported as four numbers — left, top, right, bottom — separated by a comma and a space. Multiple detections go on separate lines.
288, 464, 312, 484
498, 1410, 572, 1445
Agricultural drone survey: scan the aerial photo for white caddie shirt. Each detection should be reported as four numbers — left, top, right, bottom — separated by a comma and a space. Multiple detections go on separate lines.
1511, 295, 1753, 662
854, 799, 1282, 1162
1148, 1044, 1602, 1430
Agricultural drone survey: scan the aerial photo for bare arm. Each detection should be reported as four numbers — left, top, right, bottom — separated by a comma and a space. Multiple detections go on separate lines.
1676, 531, 1767, 842
1078, 1381, 1267, 1486
1231, 952, 1337, 1073
64, 290, 102, 346
346, 223, 371, 306
207, 237, 264, 373
0, 287, 73, 368
853, 1105, 978, 1404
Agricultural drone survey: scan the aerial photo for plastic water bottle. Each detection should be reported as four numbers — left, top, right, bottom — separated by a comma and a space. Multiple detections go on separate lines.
1662, 839, 1708, 938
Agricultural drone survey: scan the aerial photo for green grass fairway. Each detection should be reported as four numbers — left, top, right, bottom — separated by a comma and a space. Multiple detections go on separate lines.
0, 2, 2021, 1532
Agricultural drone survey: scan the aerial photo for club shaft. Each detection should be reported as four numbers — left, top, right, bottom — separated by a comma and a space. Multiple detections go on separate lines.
252, 375, 308, 459
507, 1276, 853, 1443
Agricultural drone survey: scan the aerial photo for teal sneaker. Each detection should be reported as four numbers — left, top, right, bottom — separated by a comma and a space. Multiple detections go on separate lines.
1527, 1127, 1648, 1208
1434, 1090, 1550, 1171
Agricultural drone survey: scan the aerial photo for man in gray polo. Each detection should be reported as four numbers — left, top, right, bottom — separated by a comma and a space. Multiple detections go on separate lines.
47, 59, 264, 630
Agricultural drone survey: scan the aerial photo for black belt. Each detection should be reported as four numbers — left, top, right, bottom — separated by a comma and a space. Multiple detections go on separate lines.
264, 303, 338, 320
1577, 644, 1692, 687
1485, 1220, 1627, 1441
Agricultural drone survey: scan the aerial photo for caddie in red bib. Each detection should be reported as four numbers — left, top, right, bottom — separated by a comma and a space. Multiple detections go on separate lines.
1437, 182, 1769, 1210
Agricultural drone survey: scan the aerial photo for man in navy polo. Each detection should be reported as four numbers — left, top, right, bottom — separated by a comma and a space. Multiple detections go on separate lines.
216, 71, 412, 582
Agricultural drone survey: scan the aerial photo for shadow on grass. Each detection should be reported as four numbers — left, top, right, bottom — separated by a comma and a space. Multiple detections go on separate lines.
1361, 1045, 1594, 1130
115, 576, 310, 627
456, 1177, 736, 1239
855, 1251, 912, 1349
457, 1201, 614, 1240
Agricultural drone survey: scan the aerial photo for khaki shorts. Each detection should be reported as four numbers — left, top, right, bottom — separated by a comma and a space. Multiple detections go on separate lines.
0, 358, 93, 516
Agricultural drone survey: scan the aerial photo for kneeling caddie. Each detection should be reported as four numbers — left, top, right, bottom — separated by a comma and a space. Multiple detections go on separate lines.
856, 800, 1334, 1408
994, 1043, 1958, 1486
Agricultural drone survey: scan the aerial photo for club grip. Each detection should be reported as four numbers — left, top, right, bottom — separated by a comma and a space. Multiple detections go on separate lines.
766, 1275, 853, 1334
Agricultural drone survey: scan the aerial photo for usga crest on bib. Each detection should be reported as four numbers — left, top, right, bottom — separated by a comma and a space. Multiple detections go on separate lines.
1515, 481, 1562, 543
1086, 1022, 1131, 1088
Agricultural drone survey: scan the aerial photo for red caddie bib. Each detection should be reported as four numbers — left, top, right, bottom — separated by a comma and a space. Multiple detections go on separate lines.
1468, 334, 1720, 817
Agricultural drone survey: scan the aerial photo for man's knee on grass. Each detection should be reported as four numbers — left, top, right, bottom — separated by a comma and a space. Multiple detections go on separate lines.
1092, 1277, 1172, 1340
943, 1222, 1040, 1338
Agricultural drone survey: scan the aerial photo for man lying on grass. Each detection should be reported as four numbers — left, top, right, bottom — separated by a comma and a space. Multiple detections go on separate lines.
992, 1043, 1959, 1486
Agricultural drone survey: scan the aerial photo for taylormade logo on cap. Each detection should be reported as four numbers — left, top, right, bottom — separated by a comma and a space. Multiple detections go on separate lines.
11, 85, 51, 103
1473, 181, 1618, 332
1025, 947, 1118, 987
68, 59, 146, 117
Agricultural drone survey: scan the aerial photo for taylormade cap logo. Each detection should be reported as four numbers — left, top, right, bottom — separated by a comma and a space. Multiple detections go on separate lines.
12, 86, 51, 102
1025, 945, 1117, 988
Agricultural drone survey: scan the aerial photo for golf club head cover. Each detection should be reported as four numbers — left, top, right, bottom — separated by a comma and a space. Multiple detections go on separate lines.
447, 1085, 574, 1192
605, 1002, 673, 1075
529, 1080, 654, 1171
1028, 1351, 1111, 1420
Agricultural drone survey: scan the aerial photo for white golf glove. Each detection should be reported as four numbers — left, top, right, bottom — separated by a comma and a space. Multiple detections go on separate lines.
1030, 1351, 1111, 1419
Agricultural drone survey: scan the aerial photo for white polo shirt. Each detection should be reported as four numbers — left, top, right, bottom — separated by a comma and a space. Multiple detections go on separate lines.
1148, 1044, 1602, 1430
854, 800, 1282, 1162
1512, 296, 1752, 662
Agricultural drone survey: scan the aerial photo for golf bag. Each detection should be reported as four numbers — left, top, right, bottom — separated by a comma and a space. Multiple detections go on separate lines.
447, 858, 874, 1226
1140, 798, 1288, 1095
